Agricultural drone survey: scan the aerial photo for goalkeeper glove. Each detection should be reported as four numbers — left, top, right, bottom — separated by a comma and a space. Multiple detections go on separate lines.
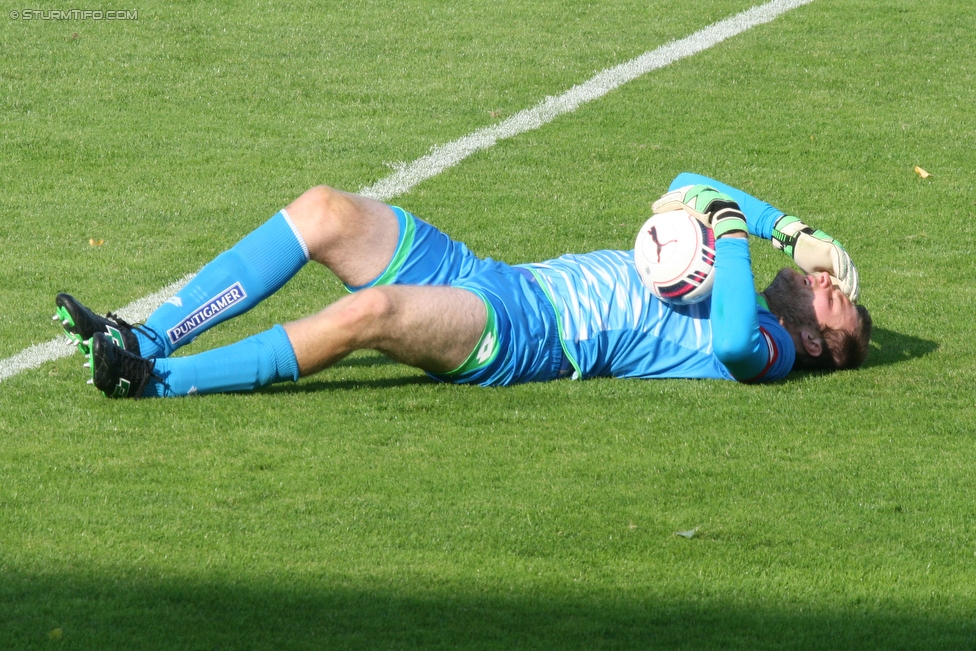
652, 184, 747, 238
771, 215, 860, 302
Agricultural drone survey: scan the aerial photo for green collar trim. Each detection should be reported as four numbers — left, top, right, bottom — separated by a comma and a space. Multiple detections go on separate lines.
755, 292, 770, 312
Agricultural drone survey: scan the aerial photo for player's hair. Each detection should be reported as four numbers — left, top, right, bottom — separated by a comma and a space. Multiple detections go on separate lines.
793, 304, 873, 372
825, 304, 873, 370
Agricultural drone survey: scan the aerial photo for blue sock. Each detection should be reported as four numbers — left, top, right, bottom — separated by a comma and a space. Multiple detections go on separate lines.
138, 210, 309, 358
144, 325, 300, 397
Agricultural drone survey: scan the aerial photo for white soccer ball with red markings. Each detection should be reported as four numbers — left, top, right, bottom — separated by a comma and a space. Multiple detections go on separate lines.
634, 209, 716, 305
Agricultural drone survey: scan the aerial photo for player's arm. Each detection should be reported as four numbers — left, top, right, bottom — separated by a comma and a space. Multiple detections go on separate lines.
667, 173, 860, 302
652, 187, 787, 381
669, 172, 782, 238
705, 213, 774, 382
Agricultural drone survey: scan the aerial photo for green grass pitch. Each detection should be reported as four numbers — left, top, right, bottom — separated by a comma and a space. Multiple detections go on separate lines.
2, 1, 975, 648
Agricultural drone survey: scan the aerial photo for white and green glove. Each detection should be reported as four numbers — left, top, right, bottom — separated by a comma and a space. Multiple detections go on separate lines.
771, 215, 860, 302
652, 184, 747, 238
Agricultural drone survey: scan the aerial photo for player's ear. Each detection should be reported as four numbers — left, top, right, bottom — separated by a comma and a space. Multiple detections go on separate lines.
799, 329, 823, 358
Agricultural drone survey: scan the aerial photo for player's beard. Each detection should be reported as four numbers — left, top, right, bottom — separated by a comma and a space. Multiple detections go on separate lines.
763, 268, 819, 334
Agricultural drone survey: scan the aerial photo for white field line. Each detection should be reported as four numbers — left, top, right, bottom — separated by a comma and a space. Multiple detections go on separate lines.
0, 275, 195, 384
0, 0, 813, 385
359, 0, 814, 201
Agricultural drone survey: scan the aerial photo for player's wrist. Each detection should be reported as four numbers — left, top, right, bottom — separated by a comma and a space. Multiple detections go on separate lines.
711, 202, 748, 238
771, 214, 807, 255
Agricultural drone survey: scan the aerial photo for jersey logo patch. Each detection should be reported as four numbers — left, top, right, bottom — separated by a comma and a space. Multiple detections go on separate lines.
476, 331, 497, 364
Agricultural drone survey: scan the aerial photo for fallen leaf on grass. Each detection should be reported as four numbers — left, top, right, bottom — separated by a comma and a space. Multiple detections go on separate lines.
89, 238, 105, 247
674, 529, 697, 539
914, 166, 931, 179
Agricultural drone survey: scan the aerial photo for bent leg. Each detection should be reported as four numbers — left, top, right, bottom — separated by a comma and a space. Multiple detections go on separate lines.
137, 184, 477, 363
137, 185, 397, 360
134, 183, 399, 359
140, 210, 310, 358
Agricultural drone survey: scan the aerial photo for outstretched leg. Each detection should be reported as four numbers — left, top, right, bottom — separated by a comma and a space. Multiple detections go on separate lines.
134, 285, 486, 397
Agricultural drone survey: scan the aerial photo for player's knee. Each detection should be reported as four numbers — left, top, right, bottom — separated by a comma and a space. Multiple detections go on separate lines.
354, 286, 395, 318
286, 185, 354, 249
340, 287, 396, 340
289, 185, 340, 223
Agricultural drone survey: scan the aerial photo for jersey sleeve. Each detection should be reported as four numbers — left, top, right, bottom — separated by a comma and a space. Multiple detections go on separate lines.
752, 311, 795, 382
669, 172, 785, 241
710, 237, 793, 382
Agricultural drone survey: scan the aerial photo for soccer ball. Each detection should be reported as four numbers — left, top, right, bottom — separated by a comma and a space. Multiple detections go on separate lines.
633, 209, 716, 305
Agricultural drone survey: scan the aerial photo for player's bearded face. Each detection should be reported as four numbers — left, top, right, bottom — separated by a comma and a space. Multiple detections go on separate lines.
763, 268, 820, 335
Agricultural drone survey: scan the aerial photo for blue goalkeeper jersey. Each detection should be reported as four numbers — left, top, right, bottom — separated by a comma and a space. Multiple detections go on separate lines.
521, 250, 794, 382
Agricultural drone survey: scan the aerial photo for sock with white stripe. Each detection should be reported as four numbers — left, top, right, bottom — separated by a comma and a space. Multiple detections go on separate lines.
138, 210, 309, 358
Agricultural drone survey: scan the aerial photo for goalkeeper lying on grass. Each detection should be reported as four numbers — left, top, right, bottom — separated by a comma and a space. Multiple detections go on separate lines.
55, 173, 872, 398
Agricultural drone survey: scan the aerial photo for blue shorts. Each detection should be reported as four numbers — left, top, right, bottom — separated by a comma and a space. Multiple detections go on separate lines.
348, 207, 568, 387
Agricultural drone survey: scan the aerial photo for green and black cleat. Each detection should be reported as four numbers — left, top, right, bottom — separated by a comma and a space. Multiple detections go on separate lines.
54, 293, 146, 356
86, 331, 157, 399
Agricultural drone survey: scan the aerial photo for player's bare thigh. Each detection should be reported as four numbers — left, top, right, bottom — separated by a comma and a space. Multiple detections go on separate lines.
284, 285, 486, 377
286, 186, 399, 288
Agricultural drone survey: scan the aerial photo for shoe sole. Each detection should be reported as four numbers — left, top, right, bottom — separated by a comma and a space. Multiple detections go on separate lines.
54, 302, 92, 354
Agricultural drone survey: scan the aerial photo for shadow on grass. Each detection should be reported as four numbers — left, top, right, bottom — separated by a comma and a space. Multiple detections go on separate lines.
863, 327, 939, 369
259, 327, 936, 396
3, 570, 972, 650
331, 354, 399, 369
265, 375, 435, 394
